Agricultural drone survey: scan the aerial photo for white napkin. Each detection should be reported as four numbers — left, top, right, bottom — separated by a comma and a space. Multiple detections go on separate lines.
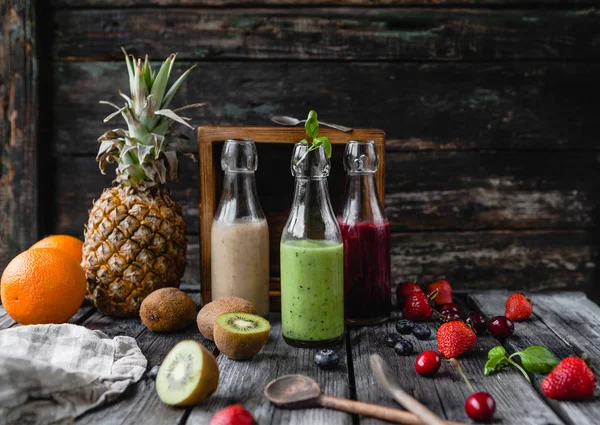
0, 324, 147, 425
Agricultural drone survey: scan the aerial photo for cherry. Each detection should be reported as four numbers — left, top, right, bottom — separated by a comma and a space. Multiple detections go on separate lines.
466, 312, 487, 336
415, 351, 442, 377
437, 303, 459, 314
488, 316, 514, 339
438, 311, 461, 323
465, 392, 496, 422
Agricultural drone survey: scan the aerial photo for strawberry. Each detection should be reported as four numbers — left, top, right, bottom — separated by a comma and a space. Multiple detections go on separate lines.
505, 293, 533, 321
209, 404, 256, 425
542, 357, 595, 400
396, 282, 423, 306
426, 280, 452, 306
402, 291, 432, 321
437, 321, 477, 359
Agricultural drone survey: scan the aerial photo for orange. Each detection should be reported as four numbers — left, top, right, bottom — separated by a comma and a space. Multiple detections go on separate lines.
30, 235, 83, 264
1, 248, 87, 325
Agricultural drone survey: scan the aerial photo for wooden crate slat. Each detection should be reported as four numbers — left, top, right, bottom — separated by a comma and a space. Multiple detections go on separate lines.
50, 8, 600, 61
187, 313, 354, 424
0, 0, 38, 272
51, 61, 600, 155
48, 0, 600, 6
470, 291, 600, 425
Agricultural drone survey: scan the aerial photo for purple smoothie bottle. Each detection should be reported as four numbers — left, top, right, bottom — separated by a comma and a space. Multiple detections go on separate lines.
338, 140, 391, 325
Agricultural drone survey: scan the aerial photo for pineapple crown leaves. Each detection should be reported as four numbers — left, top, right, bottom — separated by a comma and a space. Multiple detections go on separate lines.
98, 48, 205, 187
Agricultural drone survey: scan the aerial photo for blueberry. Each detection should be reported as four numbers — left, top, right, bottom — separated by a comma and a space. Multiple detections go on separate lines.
395, 319, 415, 335
413, 324, 431, 340
314, 349, 341, 369
394, 339, 414, 356
147, 365, 160, 381
384, 333, 403, 347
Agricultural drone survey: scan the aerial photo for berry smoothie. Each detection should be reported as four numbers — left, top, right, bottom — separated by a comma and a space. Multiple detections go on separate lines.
338, 219, 391, 324
280, 239, 344, 346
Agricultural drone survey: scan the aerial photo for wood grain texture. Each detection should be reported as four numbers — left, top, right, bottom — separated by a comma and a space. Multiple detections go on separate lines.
470, 291, 600, 425
51, 61, 600, 154
52, 150, 600, 237
187, 313, 353, 425
349, 311, 564, 424
0, 0, 38, 272
48, 0, 600, 6
50, 8, 600, 61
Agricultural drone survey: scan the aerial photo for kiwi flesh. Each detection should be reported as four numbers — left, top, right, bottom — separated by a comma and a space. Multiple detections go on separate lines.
155, 340, 219, 406
197, 296, 256, 340
140, 288, 197, 332
213, 312, 270, 360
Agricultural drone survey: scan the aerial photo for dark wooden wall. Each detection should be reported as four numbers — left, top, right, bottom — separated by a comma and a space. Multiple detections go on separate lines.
2, 0, 600, 297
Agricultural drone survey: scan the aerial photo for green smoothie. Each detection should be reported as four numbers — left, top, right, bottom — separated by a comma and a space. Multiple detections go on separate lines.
280, 239, 344, 346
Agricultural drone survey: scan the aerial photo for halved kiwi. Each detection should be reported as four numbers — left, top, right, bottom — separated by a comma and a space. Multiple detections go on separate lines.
213, 312, 270, 360
155, 340, 219, 406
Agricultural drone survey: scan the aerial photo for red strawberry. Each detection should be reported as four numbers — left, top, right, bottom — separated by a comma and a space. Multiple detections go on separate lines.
437, 321, 477, 359
402, 291, 432, 321
209, 405, 256, 425
542, 357, 595, 400
505, 293, 533, 321
396, 282, 423, 306
426, 280, 452, 306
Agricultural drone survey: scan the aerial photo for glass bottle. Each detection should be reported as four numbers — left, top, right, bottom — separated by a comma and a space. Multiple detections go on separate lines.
211, 139, 270, 317
280, 143, 344, 347
338, 140, 391, 325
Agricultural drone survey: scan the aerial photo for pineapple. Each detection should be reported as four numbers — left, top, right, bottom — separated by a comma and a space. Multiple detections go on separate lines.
82, 49, 203, 317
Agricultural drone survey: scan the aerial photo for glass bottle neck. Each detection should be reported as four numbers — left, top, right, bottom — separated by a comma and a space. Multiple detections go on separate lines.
214, 171, 265, 222
284, 176, 341, 242
340, 173, 386, 224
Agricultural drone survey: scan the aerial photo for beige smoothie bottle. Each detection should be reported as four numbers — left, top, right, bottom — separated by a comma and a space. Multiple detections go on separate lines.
210, 139, 270, 316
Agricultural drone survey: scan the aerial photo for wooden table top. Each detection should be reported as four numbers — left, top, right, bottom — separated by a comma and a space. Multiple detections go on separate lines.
1, 290, 598, 425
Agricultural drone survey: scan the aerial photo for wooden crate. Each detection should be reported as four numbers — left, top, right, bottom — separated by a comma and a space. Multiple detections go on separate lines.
198, 126, 386, 309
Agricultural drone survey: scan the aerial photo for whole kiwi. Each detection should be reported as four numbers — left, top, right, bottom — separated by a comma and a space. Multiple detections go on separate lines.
140, 288, 197, 332
196, 296, 256, 340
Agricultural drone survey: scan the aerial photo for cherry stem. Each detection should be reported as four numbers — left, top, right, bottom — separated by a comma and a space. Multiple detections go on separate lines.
450, 358, 475, 393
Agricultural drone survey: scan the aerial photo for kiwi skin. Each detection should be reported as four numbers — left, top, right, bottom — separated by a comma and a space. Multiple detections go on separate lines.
197, 296, 256, 340
213, 312, 270, 360
156, 340, 219, 406
140, 288, 197, 332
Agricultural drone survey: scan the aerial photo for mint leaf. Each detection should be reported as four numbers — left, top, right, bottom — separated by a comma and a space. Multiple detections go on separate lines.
515, 346, 558, 374
299, 139, 308, 145
305, 110, 319, 139
488, 346, 506, 359
484, 355, 509, 376
314, 136, 332, 158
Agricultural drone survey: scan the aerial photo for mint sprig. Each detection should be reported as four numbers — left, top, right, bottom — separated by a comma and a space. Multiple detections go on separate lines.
298, 110, 332, 163
484, 345, 558, 384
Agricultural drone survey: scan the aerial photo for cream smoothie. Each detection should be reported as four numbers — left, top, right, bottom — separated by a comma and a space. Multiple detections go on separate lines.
211, 219, 270, 317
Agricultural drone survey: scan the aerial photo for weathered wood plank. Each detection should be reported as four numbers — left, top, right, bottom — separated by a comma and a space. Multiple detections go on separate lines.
48, 0, 600, 6
52, 61, 600, 154
470, 291, 600, 425
52, 150, 600, 237
50, 8, 600, 61
0, 0, 38, 273
349, 311, 564, 424
187, 313, 353, 424
76, 294, 215, 425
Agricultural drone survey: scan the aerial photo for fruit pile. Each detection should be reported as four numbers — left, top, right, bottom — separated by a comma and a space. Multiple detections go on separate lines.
389, 278, 595, 421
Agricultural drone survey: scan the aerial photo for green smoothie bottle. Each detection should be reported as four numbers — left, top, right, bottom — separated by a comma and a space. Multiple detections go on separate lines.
280, 141, 344, 347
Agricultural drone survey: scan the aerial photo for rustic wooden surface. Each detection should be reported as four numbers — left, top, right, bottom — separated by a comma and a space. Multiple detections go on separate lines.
1, 0, 600, 298
0, 290, 598, 424
0, 0, 38, 272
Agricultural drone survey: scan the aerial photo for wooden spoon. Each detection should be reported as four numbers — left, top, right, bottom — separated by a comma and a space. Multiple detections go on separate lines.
264, 374, 464, 425
370, 354, 452, 425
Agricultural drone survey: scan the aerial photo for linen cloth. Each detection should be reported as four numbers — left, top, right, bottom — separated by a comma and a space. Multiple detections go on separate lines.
0, 324, 147, 425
